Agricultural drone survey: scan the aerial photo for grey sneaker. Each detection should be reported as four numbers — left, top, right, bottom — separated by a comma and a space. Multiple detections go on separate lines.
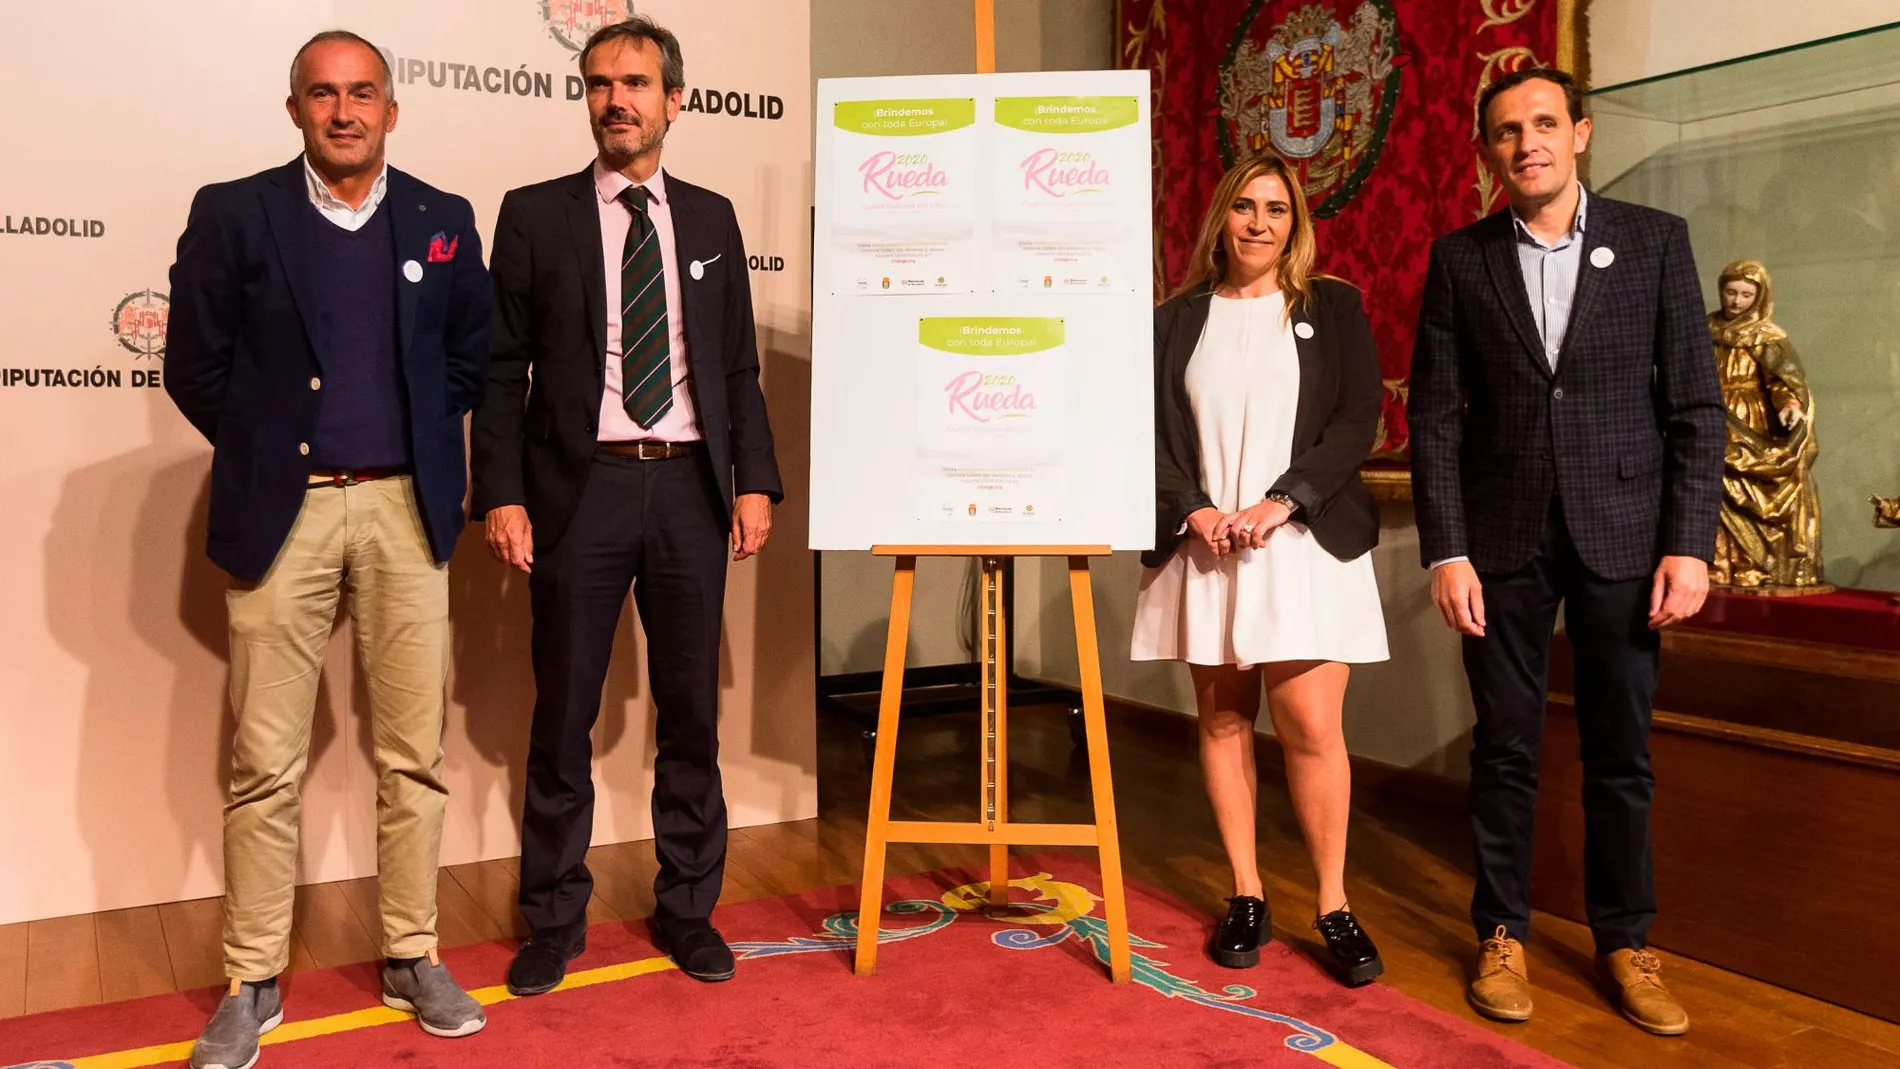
190, 979, 283, 1069
381, 952, 486, 1038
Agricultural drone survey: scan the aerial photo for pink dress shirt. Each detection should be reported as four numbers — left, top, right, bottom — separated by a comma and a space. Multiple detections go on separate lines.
593, 160, 700, 442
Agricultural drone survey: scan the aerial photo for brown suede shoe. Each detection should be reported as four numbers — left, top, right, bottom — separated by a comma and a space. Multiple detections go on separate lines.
1468, 925, 1533, 1022
1602, 948, 1689, 1036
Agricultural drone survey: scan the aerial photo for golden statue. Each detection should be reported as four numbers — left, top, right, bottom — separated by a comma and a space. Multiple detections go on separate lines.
1708, 260, 1830, 593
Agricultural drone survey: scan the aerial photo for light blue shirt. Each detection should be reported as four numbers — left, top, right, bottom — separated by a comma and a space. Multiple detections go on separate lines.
1511, 184, 1587, 371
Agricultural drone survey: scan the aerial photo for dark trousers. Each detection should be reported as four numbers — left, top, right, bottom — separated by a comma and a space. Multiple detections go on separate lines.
1463, 501, 1660, 955
518, 452, 729, 937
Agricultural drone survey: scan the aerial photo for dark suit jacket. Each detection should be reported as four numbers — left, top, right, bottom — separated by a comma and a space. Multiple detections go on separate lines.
1406, 194, 1725, 581
1145, 276, 1383, 569
165, 159, 492, 581
469, 166, 781, 549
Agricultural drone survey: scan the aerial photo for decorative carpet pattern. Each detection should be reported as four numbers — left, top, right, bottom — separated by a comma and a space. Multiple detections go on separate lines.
0, 853, 1570, 1068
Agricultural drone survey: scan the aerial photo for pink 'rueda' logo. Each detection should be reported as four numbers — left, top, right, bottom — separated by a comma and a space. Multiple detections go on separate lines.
944, 370, 1036, 423
860, 151, 948, 201
1019, 148, 1109, 197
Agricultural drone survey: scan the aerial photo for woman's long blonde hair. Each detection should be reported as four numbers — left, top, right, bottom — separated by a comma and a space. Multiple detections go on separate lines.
1168, 152, 1319, 316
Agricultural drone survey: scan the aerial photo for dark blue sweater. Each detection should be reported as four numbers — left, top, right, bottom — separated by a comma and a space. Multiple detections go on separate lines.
304, 203, 410, 469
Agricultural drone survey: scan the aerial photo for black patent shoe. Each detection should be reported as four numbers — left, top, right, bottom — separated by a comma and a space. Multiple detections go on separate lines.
1315, 908, 1384, 986
1210, 895, 1270, 968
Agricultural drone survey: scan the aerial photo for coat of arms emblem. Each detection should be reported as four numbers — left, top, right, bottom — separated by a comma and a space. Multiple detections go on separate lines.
541, 0, 636, 53
1218, 0, 1407, 217
112, 288, 169, 359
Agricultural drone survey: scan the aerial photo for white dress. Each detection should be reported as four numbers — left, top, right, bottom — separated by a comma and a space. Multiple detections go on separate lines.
1130, 293, 1390, 668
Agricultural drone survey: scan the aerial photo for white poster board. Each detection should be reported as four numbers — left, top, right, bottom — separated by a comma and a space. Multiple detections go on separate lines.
809, 71, 1154, 550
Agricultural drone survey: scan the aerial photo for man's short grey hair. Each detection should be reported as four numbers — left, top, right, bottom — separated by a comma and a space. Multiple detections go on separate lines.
578, 16, 685, 94
290, 30, 395, 100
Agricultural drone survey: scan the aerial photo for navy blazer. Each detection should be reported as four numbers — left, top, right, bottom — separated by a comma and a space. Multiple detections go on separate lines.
1406, 194, 1725, 580
469, 166, 781, 550
165, 159, 492, 581
1146, 276, 1383, 569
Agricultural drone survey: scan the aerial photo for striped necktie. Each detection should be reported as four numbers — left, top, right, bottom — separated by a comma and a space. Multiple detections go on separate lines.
617, 185, 672, 428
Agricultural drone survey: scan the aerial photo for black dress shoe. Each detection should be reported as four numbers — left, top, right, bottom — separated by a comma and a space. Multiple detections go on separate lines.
506, 929, 586, 996
653, 918, 735, 982
1210, 895, 1269, 969
1315, 908, 1384, 987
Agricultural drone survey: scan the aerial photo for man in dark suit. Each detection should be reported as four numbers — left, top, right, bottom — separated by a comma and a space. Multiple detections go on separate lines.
165, 30, 491, 1069
470, 16, 781, 994
1408, 69, 1723, 1036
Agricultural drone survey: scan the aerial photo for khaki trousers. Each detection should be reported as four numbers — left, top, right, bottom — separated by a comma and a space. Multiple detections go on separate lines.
221, 476, 450, 980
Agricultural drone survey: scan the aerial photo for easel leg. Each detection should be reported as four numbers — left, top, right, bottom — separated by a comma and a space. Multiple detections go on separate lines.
984, 557, 1010, 910
974, 0, 996, 73
1070, 556, 1132, 983
855, 556, 917, 977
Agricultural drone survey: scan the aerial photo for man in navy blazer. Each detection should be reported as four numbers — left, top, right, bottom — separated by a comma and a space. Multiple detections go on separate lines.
1408, 69, 1723, 1037
470, 15, 781, 996
165, 30, 490, 1069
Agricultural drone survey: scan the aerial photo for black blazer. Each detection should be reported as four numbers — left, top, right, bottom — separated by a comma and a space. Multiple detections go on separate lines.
165, 159, 492, 581
469, 166, 782, 550
1145, 276, 1382, 569
1406, 194, 1725, 581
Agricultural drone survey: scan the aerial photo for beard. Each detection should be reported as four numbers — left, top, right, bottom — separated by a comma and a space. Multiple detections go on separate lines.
596, 109, 668, 163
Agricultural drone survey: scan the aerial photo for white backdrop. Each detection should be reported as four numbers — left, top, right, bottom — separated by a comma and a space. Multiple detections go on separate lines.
0, 0, 815, 925
808, 71, 1153, 550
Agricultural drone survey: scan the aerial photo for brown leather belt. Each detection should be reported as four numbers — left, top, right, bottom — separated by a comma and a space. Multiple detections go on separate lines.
308, 466, 411, 488
596, 440, 701, 460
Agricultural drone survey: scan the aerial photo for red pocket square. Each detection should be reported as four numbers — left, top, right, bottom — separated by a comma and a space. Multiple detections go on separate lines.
427, 233, 459, 263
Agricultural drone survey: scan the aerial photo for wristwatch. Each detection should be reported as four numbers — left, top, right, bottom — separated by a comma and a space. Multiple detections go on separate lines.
1265, 491, 1299, 515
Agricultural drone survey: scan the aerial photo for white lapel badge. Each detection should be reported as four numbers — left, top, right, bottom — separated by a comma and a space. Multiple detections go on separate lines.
689, 253, 722, 281
1590, 246, 1615, 269
402, 259, 424, 283
1294, 321, 1315, 339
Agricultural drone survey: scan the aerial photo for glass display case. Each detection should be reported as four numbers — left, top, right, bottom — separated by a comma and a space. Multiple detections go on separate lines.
1588, 22, 1900, 597
1573, 26, 1900, 762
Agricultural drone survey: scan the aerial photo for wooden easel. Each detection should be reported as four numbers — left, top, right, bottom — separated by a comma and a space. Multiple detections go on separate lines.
850, 4, 1132, 984
853, 547, 1132, 983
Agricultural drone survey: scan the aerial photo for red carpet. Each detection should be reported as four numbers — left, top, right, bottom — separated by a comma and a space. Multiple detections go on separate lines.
1, 853, 1570, 1068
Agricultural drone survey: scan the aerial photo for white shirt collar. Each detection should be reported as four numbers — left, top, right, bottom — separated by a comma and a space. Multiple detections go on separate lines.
303, 156, 389, 225
1511, 183, 1588, 244
593, 158, 668, 207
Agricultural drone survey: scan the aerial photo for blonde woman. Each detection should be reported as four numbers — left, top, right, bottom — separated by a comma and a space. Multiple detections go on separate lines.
1132, 153, 1389, 985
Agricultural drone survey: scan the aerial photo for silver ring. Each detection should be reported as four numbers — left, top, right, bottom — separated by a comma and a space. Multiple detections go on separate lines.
1239, 523, 1255, 533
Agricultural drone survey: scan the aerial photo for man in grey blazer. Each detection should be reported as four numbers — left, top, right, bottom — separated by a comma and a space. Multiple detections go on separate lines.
1408, 68, 1724, 1036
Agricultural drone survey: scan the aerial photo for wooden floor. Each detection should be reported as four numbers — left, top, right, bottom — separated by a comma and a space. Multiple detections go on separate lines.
5, 701, 1898, 1068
